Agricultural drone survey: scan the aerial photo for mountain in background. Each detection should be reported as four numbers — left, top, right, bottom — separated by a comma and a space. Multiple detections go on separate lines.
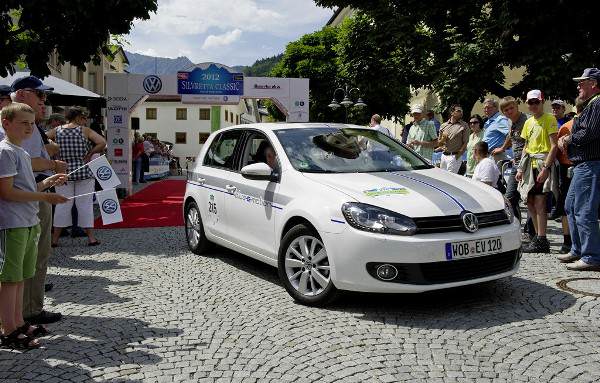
125, 51, 282, 77
125, 51, 194, 74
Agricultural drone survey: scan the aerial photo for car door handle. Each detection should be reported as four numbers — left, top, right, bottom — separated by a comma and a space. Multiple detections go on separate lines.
225, 185, 237, 193
196, 177, 206, 184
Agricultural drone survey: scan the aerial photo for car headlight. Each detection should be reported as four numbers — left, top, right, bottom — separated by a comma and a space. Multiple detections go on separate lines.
503, 197, 514, 223
341, 202, 417, 235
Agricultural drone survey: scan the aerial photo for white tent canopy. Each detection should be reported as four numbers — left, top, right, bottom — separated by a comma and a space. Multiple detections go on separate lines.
0, 71, 102, 98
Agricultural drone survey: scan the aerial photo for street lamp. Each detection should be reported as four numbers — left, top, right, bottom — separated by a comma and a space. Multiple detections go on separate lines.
328, 84, 367, 122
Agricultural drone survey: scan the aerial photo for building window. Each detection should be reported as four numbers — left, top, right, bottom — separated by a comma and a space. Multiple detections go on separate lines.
146, 133, 158, 139
235, 114, 239, 125
76, 69, 84, 87
230, 111, 234, 123
199, 108, 210, 120
146, 108, 157, 120
176, 108, 187, 120
199, 132, 210, 144
175, 132, 187, 144
224, 110, 228, 122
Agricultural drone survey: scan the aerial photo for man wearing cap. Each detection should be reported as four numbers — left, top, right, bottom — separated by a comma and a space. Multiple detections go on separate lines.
516, 89, 559, 253
0, 85, 12, 110
407, 105, 437, 161
437, 104, 469, 173
558, 68, 600, 271
551, 99, 570, 127
482, 98, 511, 162
2, 76, 68, 324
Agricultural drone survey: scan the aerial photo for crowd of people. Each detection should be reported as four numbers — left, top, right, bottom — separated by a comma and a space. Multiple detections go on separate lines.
393, 67, 600, 270
132, 133, 173, 184
0, 76, 107, 349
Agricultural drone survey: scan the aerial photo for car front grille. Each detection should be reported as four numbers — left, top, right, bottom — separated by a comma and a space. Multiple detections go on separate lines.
413, 210, 510, 234
366, 249, 520, 285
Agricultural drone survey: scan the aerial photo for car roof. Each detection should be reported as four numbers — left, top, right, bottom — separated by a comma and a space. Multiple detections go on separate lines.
218, 122, 368, 133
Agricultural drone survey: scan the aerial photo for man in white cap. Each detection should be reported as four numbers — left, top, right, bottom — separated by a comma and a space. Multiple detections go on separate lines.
551, 99, 570, 127
558, 68, 600, 270
406, 105, 437, 161
516, 89, 559, 253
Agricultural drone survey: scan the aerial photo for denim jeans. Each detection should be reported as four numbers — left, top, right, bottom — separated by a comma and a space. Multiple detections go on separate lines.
565, 160, 600, 265
504, 166, 521, 221
133, 157, 142, 183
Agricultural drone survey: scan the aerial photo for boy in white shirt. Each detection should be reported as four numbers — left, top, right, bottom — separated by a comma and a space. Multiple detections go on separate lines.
472, 141, 500, 188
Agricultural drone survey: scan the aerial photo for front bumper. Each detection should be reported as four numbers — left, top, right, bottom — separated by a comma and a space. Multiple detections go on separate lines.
323, 220, 521, 293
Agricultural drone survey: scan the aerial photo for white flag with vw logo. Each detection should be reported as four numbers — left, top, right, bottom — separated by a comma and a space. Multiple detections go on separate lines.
87, 155, 121, 190
96, 189, 123, 225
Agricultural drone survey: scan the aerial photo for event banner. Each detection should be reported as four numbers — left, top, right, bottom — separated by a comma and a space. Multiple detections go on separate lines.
177, 64, 243, 96
96, 189, 123, 225
87, 155, 121, 190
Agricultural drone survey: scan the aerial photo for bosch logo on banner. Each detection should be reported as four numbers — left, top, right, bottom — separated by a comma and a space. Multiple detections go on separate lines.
114, 148, 123, 157
113, 115, 123, 124
143, 75, 162, 94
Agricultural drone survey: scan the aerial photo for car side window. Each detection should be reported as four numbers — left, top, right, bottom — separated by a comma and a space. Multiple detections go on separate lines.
203, 130, 243, 171
240, 132, 280, 173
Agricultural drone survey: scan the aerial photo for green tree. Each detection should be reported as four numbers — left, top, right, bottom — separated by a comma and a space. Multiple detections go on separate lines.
315, 0, 600, 114
270, 26, 346, 122
1, 0, 158, 77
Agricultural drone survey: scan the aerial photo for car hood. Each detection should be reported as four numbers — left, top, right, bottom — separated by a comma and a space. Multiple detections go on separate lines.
302, 168, 504, 217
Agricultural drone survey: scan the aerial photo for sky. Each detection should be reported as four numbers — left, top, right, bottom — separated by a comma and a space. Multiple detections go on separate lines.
127, 0, 334, 66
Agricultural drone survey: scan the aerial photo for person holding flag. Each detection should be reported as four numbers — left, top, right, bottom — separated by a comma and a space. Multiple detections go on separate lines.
46, 107, 106, 247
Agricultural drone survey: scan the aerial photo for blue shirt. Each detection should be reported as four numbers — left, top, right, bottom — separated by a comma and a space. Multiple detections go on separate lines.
483, 112, 510, 152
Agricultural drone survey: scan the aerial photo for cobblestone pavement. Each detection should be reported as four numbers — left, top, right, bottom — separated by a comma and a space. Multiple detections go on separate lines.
1, 218, 600, 382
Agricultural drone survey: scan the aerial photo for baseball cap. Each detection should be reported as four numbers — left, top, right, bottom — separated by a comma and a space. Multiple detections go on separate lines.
11, 75, 54, 92
573, 68, 600, 82
526, 89, 543, 101
0, 85, 11, 96
551, 99, 565, 107
410, 105, 424, 114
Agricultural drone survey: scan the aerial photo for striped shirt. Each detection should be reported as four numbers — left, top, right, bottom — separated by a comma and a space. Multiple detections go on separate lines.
568, 94, 600, 164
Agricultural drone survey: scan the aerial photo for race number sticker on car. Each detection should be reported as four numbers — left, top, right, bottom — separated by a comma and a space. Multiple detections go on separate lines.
445, 237, 502, 260
207, 193, 219, 225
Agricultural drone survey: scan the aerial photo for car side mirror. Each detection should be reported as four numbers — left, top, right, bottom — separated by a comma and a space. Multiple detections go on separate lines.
241, 163, 275, 181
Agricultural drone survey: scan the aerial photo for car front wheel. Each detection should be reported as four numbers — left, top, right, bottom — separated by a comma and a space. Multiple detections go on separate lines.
278, 224, 338, 306
185, 201, 211, 255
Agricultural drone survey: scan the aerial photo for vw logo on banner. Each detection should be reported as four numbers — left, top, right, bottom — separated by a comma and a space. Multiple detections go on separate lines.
143, 75, 162, 94
461, 211, 479, 233
96, 165, 113, 181
102, 199, 118, 215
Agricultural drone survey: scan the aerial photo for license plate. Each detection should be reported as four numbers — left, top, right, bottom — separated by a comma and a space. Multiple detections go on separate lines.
445, 237, 503, 260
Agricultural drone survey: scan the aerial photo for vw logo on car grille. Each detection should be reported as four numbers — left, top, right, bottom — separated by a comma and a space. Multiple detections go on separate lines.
96, 165, 113, 181
143, 75, 162, 94
102, 199, 118, 214
461, 211, 479, 233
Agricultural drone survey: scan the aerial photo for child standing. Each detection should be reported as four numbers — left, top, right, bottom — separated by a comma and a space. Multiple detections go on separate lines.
0, 103, 68, 349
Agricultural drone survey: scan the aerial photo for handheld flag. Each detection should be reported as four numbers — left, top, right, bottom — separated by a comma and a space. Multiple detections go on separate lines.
87, 155, 121, 190
96, 189, 123, 225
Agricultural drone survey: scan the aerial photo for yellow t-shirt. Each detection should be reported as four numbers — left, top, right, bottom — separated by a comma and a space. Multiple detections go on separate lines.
521, 113, 558, 155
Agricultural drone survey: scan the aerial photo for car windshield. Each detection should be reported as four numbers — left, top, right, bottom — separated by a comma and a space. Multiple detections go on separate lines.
274, 127, 431, 173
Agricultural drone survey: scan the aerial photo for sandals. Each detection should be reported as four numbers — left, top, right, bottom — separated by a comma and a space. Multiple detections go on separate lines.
18, 322, 50, 337
0, 329, 40, 350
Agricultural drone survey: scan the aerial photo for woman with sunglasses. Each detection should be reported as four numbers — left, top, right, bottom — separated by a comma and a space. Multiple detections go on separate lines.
466, 114, 485, 176
46, 107, 106, 247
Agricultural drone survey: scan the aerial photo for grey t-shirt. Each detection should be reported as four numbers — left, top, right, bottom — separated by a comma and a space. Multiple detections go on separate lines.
0, 139, 40, 229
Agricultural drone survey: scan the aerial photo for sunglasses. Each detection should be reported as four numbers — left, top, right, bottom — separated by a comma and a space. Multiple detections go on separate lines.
527, 99, 541, 105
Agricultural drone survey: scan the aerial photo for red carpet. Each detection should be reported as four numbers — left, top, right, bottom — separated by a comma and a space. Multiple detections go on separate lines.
95, 180, 185, 229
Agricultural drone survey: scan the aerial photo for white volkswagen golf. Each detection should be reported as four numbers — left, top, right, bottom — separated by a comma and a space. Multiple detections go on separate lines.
184, 123, 521, 305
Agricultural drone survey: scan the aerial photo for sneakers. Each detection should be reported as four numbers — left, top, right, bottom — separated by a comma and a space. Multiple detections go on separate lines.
522, 236, 550, 253
559, 243, 572, 254
557, 253, 580, 263
565, 260, 600, 271
25, 310, 63, 325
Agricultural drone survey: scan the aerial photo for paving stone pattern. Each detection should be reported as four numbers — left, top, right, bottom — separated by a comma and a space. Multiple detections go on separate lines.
1, 220, 599, 382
